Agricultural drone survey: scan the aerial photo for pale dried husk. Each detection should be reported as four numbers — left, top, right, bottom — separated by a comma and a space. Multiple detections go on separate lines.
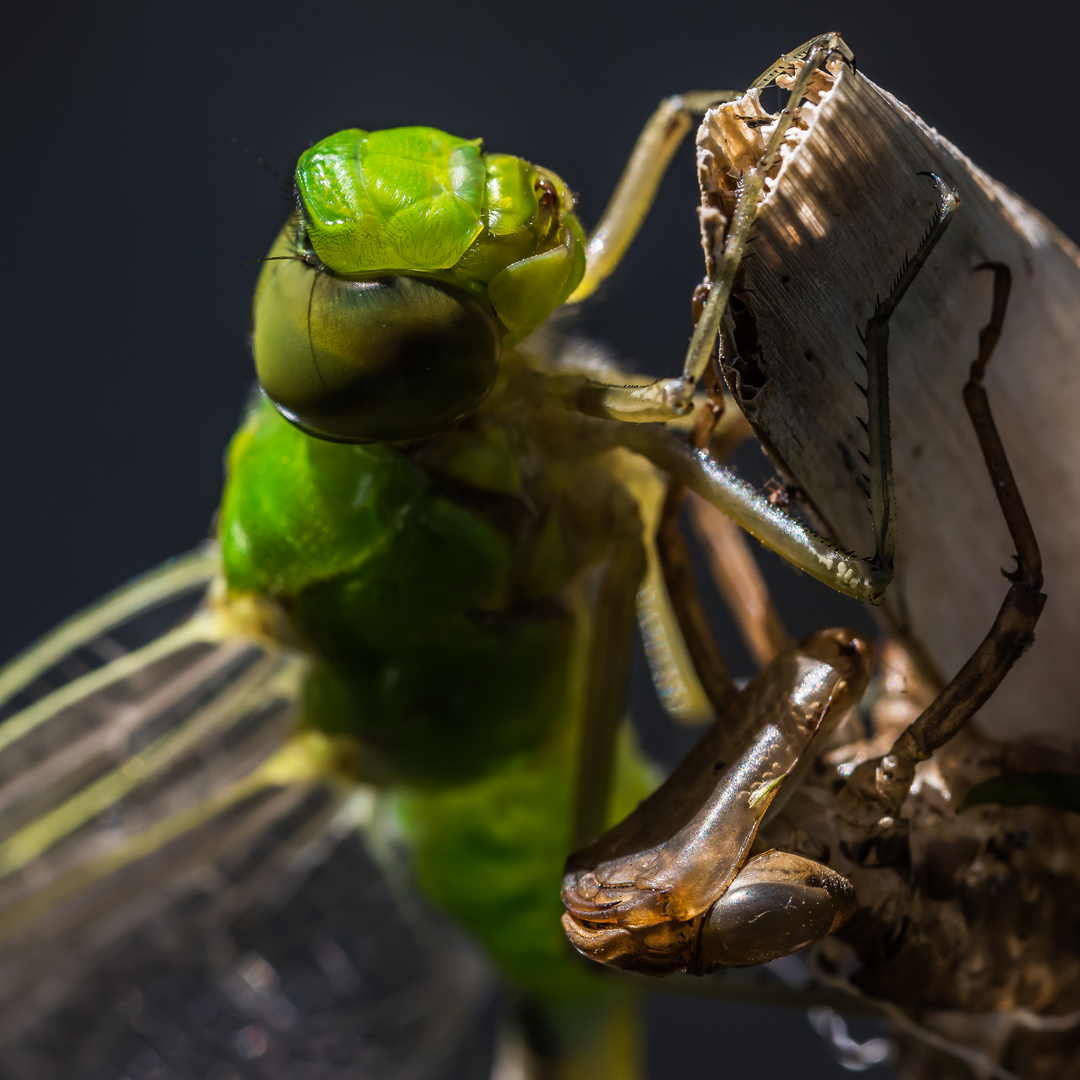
698, 62, 1080, 740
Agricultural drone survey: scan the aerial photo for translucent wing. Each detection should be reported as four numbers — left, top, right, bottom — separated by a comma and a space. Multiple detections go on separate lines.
0, 549, 496, 1078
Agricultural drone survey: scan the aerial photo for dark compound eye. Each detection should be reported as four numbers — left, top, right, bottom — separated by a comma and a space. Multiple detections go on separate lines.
253, 256, 502, 443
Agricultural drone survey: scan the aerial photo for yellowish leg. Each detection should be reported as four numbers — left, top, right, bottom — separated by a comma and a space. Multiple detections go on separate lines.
566, 90, 739, 304
585, 33, 854, 424
653, 367, 737, 715
573, 173, 959, 605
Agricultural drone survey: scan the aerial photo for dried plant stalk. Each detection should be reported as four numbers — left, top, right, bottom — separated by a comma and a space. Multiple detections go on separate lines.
698, 60, 1080, 739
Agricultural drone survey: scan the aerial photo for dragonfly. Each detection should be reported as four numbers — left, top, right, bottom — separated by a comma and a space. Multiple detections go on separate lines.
0, 31, 1060, 1079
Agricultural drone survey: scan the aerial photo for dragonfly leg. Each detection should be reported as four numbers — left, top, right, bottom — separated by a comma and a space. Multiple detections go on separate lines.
654, 480, 736, 713
566, 89, 741, 305
615, 419, 890, 603
859, 173, 959, 584
652, 364, 737, 715
655, 305, 790, 671
839, 262, 1046, 826
581, 172, 959, 606
570, 509, 647, 850
580, 34, 854, 423
637, 539, 717, 728
687, 494, 791, 668
636, 362, 758, 727
749, 31, 854, 91
681, 335, 790, 666
651, 347, 788, 704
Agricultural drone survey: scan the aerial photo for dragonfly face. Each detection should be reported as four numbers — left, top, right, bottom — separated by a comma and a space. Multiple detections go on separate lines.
253, 125, 585, 443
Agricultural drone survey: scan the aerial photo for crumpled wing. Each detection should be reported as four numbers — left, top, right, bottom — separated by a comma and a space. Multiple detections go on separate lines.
0, 549, 343, 1039
0, 547, 499, 1078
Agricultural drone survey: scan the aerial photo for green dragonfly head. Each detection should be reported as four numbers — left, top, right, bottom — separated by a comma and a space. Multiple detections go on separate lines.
253, 126, 586, 443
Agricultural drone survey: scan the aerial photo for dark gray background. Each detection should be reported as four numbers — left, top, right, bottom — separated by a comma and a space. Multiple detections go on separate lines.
3, 1, 1077, 1076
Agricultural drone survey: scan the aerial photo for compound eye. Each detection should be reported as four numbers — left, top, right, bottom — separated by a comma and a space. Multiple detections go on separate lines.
253, 257, 502, 443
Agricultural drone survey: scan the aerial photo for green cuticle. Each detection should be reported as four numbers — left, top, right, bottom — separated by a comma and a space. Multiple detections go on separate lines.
292, 126, 584, 343
296, 127, 487, 274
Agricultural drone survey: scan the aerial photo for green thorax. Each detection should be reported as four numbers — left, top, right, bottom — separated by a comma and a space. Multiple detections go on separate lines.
218, 366, 659, 997
221, 376, 621, 785
295, 126, 586, 341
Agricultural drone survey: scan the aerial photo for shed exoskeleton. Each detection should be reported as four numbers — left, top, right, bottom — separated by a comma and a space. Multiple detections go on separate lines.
558, 37, 1066, 1079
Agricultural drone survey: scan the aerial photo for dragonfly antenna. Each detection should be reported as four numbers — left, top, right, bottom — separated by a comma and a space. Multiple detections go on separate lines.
234, 254, 308, 270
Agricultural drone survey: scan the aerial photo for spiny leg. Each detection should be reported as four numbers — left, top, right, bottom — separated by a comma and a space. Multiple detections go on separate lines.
568, 26, 855, 304
637, 557, 716, 727
567, 90, 741, 304
613, 420, 886, 602
586, 33, 854, 423
860, 173, 959, 582
672, 33, 852, 411
840, 262, 1046, 824
750, 31, 854, 92
584, 173, 959, 606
